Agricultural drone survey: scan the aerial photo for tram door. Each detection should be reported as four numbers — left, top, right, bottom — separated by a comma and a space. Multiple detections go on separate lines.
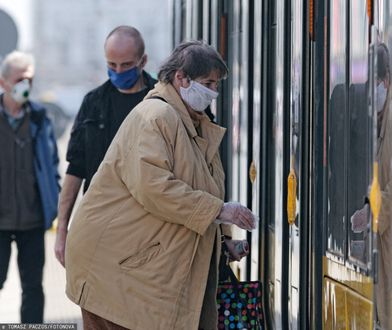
262, 0, 290, 328
250, 0, 262, 282
287, 0, 309, 329
221, 0, 254, 280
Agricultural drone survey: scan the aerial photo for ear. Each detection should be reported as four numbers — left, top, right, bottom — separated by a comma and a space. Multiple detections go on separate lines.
175, 70, 187, 81
0, 78, 6, 90
140, 54, 147, 69
173, 70, 189, 91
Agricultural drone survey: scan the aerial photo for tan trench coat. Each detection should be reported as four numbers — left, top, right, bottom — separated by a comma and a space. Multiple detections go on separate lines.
376, 93, 392, 329
65, 82, 231, 330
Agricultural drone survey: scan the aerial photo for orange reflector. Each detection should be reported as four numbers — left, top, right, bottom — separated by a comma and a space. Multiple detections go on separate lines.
309, 0, 314, 40
249, 161, 257, 184
367, 0, 372, 23
287, 157, 297, 226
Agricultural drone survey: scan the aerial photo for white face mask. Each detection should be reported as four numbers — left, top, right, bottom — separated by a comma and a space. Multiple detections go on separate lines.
376, 82, 387, 113
11, 79, 31, 104
180, 80, 219, 112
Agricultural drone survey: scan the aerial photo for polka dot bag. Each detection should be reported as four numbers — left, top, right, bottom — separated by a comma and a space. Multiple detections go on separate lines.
217, 263, 264, 330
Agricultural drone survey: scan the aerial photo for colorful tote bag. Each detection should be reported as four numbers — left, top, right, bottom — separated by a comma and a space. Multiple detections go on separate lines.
217, 249, 264, 330
217, 279, 264, 330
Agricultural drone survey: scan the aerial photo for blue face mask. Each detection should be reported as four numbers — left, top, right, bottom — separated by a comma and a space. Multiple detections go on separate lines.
107, 65, 141, 90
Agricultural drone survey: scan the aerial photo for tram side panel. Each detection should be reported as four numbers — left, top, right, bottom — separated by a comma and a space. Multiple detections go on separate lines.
322, 0, 377, 329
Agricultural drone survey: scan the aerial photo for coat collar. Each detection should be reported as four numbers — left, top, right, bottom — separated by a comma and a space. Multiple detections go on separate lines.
145, 82, 226, 164
198, 116, 226, 164
146, 82, 198, 137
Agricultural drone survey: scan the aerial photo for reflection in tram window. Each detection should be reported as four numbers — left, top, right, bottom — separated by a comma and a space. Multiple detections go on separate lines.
373, 42, 392, 329
347, 0, 370, 265
347, 78, 370, 263
327, 0, 347, 258
328, 83, 346, 257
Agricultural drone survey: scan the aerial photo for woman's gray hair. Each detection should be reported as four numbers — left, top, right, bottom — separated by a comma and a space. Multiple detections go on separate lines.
158, 40, 228, 83
0, 51, 34, 79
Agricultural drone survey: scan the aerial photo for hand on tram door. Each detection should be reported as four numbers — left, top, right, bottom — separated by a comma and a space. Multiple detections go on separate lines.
215, 202, 257, 231
350, 204, 369, 233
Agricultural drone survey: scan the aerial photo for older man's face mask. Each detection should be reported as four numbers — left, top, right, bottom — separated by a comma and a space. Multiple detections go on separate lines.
11, 79, 31, 104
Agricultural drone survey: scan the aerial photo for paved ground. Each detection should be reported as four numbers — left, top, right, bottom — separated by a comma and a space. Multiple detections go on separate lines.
0, 230, 83, 329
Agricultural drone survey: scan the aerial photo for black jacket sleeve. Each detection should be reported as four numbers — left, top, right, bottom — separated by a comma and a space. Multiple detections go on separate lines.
65, 96, 89, 179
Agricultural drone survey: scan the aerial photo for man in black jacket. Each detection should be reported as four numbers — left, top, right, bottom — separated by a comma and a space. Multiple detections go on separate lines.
54, 26, 157, 266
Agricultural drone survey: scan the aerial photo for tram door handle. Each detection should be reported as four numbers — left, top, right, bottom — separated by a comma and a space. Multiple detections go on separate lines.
249, 161, 256, 184
287, 166, 297, 226
370, 162, 381, 232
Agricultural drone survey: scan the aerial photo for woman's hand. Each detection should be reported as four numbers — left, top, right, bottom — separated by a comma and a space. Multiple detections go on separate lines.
215, 202, 257, 231
224, 238, 249, 261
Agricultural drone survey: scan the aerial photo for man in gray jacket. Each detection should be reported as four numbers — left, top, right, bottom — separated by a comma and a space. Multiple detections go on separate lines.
0, 51, 60, 323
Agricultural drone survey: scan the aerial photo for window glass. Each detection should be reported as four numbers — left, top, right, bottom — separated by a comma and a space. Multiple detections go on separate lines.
327, 0, 347, 258
347, 0, 369, 265
290, 0, 303, 226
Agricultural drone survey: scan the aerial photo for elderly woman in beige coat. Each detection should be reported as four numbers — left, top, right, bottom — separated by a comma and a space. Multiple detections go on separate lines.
65, 41, 256, 330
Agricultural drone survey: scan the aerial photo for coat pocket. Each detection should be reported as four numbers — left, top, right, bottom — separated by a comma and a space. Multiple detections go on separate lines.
119, 241, 161, 270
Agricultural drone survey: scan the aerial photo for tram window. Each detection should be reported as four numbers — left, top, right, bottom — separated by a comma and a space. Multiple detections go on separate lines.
290, 0, 303, 225
180, 0, 186, 42
347, 83, 369, 264
347, 0, 369, 265
201, 0, 211, 42
271, 0, 277, 26
327, 0, 347, 258
267, 27, 277, 227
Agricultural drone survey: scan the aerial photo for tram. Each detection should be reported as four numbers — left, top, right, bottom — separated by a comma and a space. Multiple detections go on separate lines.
170, 0, 392, 329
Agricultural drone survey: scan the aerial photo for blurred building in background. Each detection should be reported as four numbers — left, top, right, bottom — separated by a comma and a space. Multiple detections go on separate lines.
0, 0, 172, 183
0, 0, 171, 117
0, 2, 172, 324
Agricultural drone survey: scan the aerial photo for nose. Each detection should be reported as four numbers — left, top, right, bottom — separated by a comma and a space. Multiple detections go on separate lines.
116, 66, 128, 74
208, 83, 219, 92
109, 64, 124, 74
112, 65, 122, 73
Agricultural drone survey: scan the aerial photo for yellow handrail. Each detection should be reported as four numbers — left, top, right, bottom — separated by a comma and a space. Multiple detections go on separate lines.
287, 156, 297, 225
369, 162, 381, 232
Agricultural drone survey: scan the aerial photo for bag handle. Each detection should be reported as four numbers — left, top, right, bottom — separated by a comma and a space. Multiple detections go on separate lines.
220, 240, 239, 284
147, 95, 167, 103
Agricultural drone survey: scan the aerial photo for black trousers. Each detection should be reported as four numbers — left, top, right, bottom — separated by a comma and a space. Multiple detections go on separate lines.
0, 228, 45, 323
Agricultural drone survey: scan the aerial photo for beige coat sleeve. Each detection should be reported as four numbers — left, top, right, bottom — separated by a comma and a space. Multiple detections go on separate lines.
122, 112, 223, 236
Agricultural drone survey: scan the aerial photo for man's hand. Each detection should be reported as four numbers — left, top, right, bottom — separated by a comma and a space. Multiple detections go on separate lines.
54, 174, 82, 267
54, 227, 67, 267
